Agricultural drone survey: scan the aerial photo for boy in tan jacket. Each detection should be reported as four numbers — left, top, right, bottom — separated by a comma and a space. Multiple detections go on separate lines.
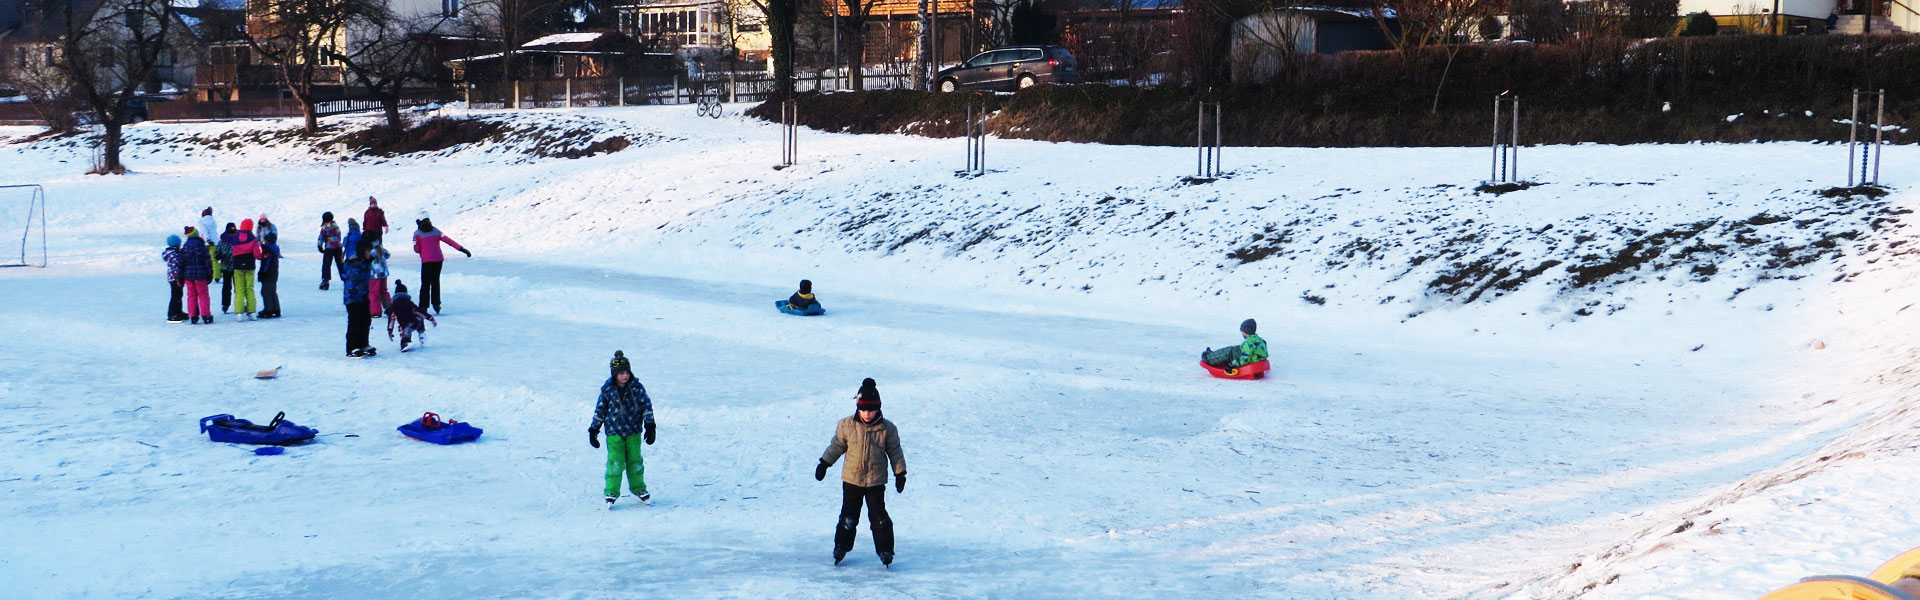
815, 377, 906, 566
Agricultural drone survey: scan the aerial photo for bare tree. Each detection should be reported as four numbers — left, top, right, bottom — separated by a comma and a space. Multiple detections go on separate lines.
831, 0, 879, 89
245, 0, 383, 135
331, 13, 449, 136
461, 0, 574, 85
1371, 0, 1499, 49
753, 0, 799, 98
6, 45, 84, 132
48, 0, 175, 173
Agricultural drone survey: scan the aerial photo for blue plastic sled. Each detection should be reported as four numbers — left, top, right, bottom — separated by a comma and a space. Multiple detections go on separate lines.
397, 413, 483, 445
775, 299, 826, 316
199, 412, 318, 445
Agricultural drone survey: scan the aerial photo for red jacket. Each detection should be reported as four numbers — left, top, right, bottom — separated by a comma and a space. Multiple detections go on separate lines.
364, 204, 388, 234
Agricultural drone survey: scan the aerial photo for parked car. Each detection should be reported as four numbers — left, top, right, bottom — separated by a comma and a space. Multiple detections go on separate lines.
118, 94, 176, 124
936, 45, 1080, 92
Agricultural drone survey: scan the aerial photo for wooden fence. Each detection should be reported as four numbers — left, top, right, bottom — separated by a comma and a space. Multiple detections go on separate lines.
465, 71, 920, 109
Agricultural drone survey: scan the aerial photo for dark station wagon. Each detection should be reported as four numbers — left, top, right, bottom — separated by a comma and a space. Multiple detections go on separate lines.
936, 45, 1081, 92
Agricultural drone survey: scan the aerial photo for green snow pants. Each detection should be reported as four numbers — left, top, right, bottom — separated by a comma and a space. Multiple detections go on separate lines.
603, 434, 647, 497
232, 270, 258, 314
1203, 345, 1242, 368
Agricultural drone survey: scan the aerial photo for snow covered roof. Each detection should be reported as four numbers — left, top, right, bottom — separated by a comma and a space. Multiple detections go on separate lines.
524, 32, 609, 47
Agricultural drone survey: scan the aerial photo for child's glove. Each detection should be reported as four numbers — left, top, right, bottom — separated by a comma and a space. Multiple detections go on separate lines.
588, 427, 600, 449
460, 248, 472, 257
644, 422, 656, 445
895, 473, 906, 493
814, 460, 829, 481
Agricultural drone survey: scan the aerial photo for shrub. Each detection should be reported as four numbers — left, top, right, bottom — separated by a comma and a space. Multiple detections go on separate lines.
1683, 12, 1718, 36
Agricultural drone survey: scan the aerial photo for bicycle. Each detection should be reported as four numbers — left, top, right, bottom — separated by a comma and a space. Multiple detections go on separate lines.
695, 83, 723, 118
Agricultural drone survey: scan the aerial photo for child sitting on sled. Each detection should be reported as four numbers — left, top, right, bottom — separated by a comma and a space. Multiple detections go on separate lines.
787, 279, 820, 311
1203, 319, 1269, 368
385, 280, 438, 352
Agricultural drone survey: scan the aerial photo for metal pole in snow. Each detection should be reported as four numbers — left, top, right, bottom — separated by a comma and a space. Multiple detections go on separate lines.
1850, 90, 1860, 187
1196, 102, 1203, 177
1491, 96, 1501, 182
1874, 89, 1885, 185
1511, 97, 1520, 182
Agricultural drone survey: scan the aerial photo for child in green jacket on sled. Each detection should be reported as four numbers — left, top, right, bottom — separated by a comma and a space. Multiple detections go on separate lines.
589, 350, 656, 507
1203, 319, 1269, 368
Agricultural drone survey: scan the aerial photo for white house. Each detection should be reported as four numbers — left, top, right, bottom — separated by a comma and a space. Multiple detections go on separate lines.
1677, 0, 1915, 34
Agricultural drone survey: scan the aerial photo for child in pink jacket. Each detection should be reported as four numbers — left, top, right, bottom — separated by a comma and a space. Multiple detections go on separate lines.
411, 212, 469, 314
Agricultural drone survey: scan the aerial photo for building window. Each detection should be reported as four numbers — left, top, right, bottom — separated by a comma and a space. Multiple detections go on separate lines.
553, 55, 564, 78
442, 0, 460, 18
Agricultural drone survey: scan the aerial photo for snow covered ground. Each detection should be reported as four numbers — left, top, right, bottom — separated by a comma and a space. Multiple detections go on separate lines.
3, 105, 1920, 599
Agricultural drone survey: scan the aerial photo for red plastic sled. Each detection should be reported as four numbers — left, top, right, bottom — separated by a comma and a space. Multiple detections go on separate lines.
1201, 359, 1270, 380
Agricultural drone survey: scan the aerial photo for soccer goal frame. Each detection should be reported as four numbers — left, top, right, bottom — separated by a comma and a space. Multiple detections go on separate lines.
0, 184, 47, 268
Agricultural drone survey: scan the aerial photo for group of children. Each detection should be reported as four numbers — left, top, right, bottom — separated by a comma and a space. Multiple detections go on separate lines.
165, 197, 471, 359
329, 197, 468, 358
165, 209, 282, 324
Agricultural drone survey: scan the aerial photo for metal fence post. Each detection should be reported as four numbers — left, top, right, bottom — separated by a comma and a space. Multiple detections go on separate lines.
513, 81, 521, 110
1510, 96, 1520, 182
1873, 89, 1885, 185
1849, 89, 1860, 187
1491, 96, 1501, 183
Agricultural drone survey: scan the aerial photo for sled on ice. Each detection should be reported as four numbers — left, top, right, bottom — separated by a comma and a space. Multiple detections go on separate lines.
397, 412, 483, 445
775, 299, 826, 316
1759, 544, 1920, 600
1200, 359, 1270, 380
199, 412, 318, 445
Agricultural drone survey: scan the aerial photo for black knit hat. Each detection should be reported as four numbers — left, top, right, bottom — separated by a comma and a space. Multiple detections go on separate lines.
1240, 319, 1257, 335
855, 378, 881, 411
322, 211, 333, 222
609, 350, 633, 377
394, 280, 407, 294
799, 279, 812, 293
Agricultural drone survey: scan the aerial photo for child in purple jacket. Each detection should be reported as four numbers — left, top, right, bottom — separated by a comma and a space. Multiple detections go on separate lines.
385, 281, 438, 352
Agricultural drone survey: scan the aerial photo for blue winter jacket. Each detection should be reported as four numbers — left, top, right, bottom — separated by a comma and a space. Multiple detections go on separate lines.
179, 236, 214, 282
341, 256, 370, 305
258, 241, 281, 283
591, 377, 655, 437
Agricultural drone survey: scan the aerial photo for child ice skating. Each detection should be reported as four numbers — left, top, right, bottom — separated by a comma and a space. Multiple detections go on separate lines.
164, 235, 186, 323
216, 223, 237, 312
589, 350, 655, 507
412, 212, 469, 314
341, 239, 376, 357
179, 227, 214, 324
385, 281, 437, 351
254, 213, 278, 241
197, 208, 218, 269
815, 378, 907, 566
363, 196, 388, 242
257, 233, 282, 319
229, 219, 265, 319
317, 212, 342, 290
1202, 319, 1269, 368
367, 237, 391, 318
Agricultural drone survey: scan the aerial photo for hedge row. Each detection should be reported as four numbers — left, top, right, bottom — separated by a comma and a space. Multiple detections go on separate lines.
747, 34, 1920, 147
